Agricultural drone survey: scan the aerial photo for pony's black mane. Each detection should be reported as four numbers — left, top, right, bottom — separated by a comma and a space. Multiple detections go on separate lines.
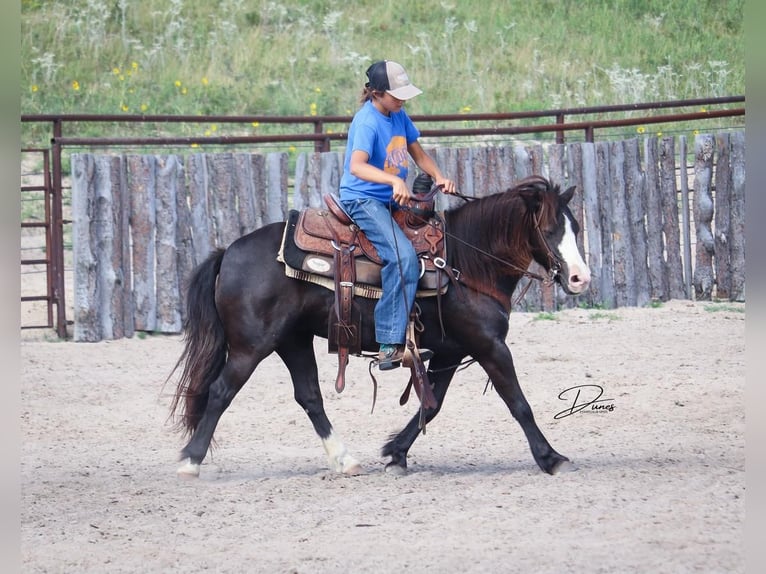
444, 175, 562, 291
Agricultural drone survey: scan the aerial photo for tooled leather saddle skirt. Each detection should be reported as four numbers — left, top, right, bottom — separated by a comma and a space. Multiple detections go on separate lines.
277, 195, 449, 298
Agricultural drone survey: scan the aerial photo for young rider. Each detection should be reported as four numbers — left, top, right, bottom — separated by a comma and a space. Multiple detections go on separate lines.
339, 60, 456, 370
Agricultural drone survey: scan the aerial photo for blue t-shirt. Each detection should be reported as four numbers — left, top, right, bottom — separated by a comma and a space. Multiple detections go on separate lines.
339, 100, 420, 204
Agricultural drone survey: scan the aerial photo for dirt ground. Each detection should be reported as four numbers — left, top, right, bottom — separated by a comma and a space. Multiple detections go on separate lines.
19, 297, 745, 573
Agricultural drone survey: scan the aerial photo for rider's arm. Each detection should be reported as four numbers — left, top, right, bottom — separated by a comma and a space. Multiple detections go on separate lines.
408, 141, 456, 194
348, 149, 411, 204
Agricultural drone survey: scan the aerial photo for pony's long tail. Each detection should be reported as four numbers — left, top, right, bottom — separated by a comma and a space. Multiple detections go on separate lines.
167, 248, 227, 438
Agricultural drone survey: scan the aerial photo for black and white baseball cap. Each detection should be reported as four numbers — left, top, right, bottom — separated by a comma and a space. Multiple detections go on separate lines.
365, 60, 423, 100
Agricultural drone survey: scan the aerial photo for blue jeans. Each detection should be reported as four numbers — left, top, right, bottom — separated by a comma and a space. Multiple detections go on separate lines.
340, 198, 419, 345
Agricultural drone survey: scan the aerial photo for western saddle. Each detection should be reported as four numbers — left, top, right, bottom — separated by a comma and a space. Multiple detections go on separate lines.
278, 173, 451, 412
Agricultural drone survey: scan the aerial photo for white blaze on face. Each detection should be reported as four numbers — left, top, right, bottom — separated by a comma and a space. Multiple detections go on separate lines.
556, 214, 591, 293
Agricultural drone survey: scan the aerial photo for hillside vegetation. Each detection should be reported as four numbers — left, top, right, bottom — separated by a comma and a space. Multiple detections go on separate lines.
21, 0, 744, 145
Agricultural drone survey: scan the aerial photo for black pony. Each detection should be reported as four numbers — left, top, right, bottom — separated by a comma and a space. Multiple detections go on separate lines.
169, 175, 590, 477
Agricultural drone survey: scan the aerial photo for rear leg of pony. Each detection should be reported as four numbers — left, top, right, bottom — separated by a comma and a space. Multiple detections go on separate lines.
177, 351, 261, 478
381, 356, 458, 475
277, 335, 362, 476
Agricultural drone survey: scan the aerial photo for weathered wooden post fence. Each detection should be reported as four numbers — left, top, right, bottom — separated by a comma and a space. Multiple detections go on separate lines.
70, 132, 745, 341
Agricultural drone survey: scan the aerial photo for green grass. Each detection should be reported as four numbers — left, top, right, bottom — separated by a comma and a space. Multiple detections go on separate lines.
588, 311, 621, 321
21, 0, 744, 146
533, 312, 558, 322
703, 303, 745, 313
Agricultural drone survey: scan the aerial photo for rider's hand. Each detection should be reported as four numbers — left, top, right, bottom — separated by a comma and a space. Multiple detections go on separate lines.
436, 177, 456, 195
392, 177, 412, 205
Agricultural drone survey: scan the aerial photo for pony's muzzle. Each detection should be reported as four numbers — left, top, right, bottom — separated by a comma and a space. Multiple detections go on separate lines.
567, 265, 591, 293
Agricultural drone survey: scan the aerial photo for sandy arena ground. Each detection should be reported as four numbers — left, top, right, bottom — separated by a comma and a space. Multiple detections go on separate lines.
19, 297, 745, 573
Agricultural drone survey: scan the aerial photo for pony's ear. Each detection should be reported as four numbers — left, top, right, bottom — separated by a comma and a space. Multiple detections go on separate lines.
560, 185, 576, 205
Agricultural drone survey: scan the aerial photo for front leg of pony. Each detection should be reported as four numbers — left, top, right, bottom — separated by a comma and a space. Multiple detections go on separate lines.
485, 351, 574, 475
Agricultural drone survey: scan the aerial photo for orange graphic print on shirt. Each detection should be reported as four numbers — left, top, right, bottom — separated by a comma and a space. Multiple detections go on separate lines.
383, 136, 409, 176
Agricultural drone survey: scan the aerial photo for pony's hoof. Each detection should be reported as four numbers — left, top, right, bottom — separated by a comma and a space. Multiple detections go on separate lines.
177, 458, 201, 479
384, 463, 407, 476
551, 459, 577, 474
343, 463, 365, 476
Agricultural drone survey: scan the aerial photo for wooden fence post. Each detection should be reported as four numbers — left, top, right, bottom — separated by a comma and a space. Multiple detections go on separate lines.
595, 141, 616, 308
70, 154, 97, 341
659, 137, 686, 299
609, 140, 636, 307
234, 153, 258, 235
433, 146, 464, 212
469, 147, 490, 197
206, 153, 239, 248
729, 131, 745, 301
320, 152, 343, 198
154, 155, 183, 333
713, 133, 732, 300
186, 154, 214, 264
265, 152, 288, 224
580, 142, 602, 307
174, 158, 193, 325
623, 138, 650, 307
127, 154, 157, 332
692, 134, 715, 300
457, 148, 474, 198
678, 136, 693, 300
643, 138, 668, 300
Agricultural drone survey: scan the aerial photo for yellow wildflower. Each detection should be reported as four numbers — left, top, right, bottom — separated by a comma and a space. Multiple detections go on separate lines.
121, 104, 129, 112
31, 85, 39, 92
251, 121, 260, 128
175, 80, 182, 88
140, 103, 148, 112
131, 62, 138, 71
202, 77, 209, 86
309, 102, 318, 116
72, 80, 80, 91
636, 126, 646, 134
112, 67, 120, 75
